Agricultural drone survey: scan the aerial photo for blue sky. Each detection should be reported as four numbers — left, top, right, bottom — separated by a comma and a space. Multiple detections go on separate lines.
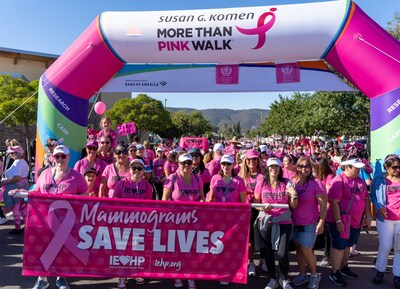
1, 0, 398, 110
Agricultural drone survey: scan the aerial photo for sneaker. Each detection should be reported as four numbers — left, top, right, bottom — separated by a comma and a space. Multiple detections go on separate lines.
340, 265, 358, 279
292, 274, 309, 286
135, 277, 145, 285
220, 281, 229, 286
248, 262, 256, 276
393, 276, 400, 289
319, 256, 330, 267
279, 277, 293, 289
307, 275, 321, 289
56, 277, 70, 289
188, 280, 196, 289
6, 211, 13, 218
329, 271, 347, 287
117, 278, 127, 289
265, 278, 279, 289
174, 279, 183, 288
0, 217, 8, 225
259, 259, 268, 272
372, 270, 384, 284
32, 279, 49, 289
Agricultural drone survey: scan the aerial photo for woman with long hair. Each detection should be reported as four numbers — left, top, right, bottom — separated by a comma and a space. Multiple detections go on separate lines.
164, 151, 178, 177
153, 147, 167, 200
189, 148, 211, 196
97, 135, 114, 164
282, 154, 297, 180
370, 154, 400, 287
291, 156, 327, 289
253, 157, 298, 289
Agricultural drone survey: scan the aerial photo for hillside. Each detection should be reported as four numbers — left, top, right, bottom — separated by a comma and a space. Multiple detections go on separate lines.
167, 108, 269, 131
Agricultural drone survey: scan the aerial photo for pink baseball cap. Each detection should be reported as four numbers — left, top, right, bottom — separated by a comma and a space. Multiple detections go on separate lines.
246, 149, 260, 159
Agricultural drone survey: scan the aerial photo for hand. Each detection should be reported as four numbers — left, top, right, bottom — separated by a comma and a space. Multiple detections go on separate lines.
287, 187, 296, 196
263, 203, 273, 212
336, 222, 344, 233
377, 208, 387, 219
316, 221, 324, 235
363, 216, 372, 229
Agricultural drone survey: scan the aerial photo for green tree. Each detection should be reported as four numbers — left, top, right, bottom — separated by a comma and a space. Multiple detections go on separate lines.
171, 110, 212, 136
0, 75, 39, 165
387, 11, 400, 40
106, 94, 172, 142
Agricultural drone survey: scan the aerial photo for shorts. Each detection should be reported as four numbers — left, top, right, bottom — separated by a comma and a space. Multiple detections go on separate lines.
291, 223, 317, 248
328, 222, 361, 250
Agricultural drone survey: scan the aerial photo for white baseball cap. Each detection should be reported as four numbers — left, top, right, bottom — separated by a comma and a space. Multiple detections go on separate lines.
267, 158, 281, 167
220, 154, 234, 164
53, 145, 70, 156
213, 143, 224, 152
341, 158, 365, 168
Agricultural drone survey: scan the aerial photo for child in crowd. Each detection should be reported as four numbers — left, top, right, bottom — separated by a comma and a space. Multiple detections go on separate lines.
97, 116, 117, 148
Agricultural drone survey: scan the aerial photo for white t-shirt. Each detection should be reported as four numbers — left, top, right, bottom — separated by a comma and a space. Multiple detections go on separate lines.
5, 159, 29, 179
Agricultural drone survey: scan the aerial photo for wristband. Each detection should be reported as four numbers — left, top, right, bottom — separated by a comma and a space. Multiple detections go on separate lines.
336, 220, 342, 224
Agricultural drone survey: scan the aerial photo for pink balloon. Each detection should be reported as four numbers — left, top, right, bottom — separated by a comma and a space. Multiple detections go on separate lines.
94, 101, 106, 115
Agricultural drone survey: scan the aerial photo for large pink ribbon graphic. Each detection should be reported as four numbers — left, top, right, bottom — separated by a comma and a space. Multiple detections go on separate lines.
236, 8, 277, 49
40, 200, 90, 270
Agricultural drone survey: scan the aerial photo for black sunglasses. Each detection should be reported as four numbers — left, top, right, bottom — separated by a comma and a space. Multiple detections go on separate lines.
131, 166, 144, 171
101, 141, 110, 145
54, 154, 67, 159
221, 162, 232, 166
391, 165, 400, 170
180, 161, 193, 166
298, 164, 310, 169
115, 150, 128, 155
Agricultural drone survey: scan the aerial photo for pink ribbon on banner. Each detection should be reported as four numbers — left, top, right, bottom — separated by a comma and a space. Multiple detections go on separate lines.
40, 200, 90, 270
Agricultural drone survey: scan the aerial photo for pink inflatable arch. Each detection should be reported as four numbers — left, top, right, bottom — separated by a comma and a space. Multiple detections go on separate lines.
36, 0, 400, 171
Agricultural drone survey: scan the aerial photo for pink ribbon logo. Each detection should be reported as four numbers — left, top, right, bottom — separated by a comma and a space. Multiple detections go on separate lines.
40, 200, 90, 270
236, 8, 277, 49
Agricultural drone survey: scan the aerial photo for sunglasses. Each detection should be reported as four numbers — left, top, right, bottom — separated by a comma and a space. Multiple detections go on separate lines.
391, 166, 400, 170
298, 164, 310, 169
86, 147, 97, 151
47, 144, 55, 147
221, 162, 232, 166
129, 149, 137, 153
131, 166, 144, 171
180, 161, 193, 166
115, 150, 128, 156
54, 154, 67, 159
101, 141, 110, 145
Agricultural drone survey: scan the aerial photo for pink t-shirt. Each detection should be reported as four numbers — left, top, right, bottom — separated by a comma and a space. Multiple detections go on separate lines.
98, 153, 114, 165
244, 173, 265, 203
326, 173, 368, 228
254, 178, 292, 223
292, 179, 326, 226
282, 168, 295, 180
210, 174, 246, 203
164, 173, 203, 202
113, 178, 153, 200
321, 174, 334, 188
74, 157, 107, 193
34, 168, 88, 195
384, 179, 400, 221
102, 163, 131, 197
206, 156, 222, 177
146, 148, 155, 161
153, 157, 167, 182
164, 161, 178, 175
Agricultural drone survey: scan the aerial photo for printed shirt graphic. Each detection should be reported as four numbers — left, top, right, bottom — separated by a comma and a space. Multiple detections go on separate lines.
113, 178, 153, 200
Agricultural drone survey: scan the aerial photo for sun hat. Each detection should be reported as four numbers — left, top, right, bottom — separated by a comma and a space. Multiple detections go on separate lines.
178, 153, 193, 163
53, 145, 70, 156
341, 158, 365, 168
246, 149, 260, 159
130, 159, 145, 167
7, 146, 24, 155
86, 139, 98, 148
220, 154, 234, 164
229, 136, 241, 144
267, 158, 281, 167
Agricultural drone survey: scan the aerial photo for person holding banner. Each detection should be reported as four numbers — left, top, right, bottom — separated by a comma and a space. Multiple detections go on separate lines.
74, 140, 107, 197
290, 156, 327, 289
99, 144, 131, 198
162, 153, 205, 289
153, 147, 167, 200
253, 157, 298, 289
30, 144, 88, 289
113, 158, 153, 288
239, 149, 266, 276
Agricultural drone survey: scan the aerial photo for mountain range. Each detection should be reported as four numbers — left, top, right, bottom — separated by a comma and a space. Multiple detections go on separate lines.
167, 108, 269, 131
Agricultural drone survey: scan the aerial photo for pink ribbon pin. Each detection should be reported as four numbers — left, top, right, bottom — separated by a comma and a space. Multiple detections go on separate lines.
40, 200, 90, 270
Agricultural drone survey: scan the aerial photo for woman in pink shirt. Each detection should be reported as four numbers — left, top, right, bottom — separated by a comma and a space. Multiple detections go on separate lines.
162, 153, 205, 289
113, 158, 152, 289
30, 145, 87, 289
189, 148, 211, 196
74, 139, 107, 197
238, 148, 266, 276
370, 154, 400, 286
291, 156, 327, 289
97, 135, 114, 164
164, 151, 178, 177
153, 147, 167, 199
99, 144, 131, 198
282, 154, 297, 180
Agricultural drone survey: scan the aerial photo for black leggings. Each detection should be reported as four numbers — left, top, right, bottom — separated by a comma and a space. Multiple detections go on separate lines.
263, 223, 293, 279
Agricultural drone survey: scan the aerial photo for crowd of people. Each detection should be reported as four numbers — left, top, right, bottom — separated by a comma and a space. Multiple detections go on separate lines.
1, 117, 399, 289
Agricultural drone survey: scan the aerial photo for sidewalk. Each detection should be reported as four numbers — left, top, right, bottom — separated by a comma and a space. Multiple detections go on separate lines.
0, 219, 394, 289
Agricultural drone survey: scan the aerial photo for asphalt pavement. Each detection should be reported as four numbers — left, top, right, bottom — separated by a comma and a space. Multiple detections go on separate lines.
0, 217, 396, 289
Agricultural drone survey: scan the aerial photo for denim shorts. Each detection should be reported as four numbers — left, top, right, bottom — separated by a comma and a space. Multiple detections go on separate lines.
328, 222, 361, 250
291, 223, 317, 248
